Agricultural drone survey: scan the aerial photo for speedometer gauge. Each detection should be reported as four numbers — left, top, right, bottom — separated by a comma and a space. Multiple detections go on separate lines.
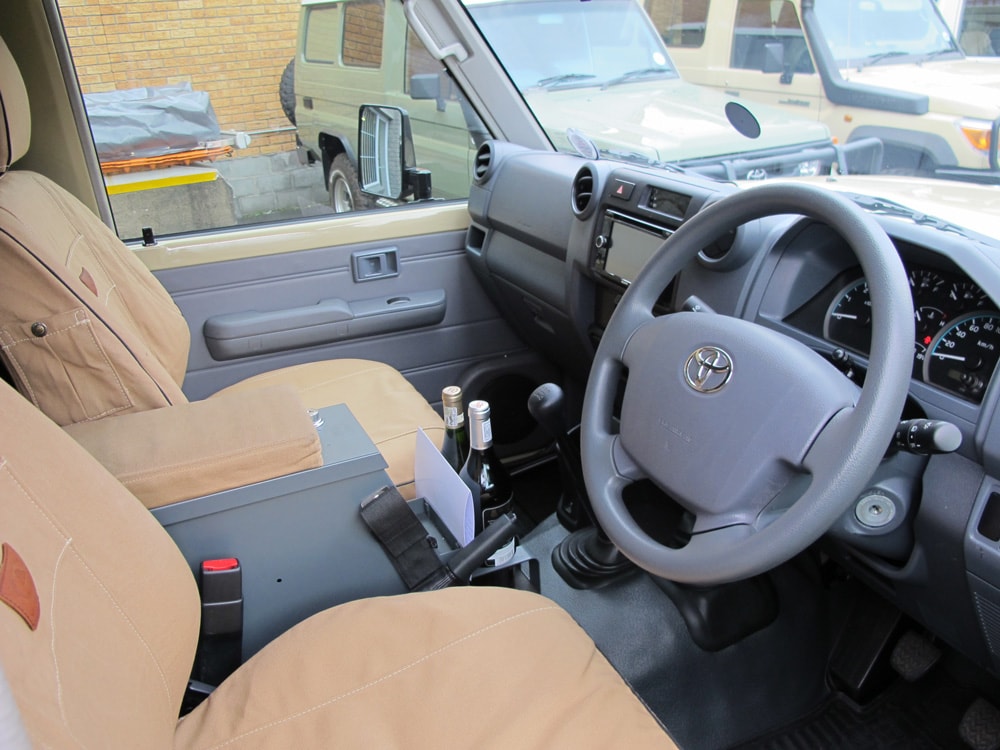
924, 312, 1000, 402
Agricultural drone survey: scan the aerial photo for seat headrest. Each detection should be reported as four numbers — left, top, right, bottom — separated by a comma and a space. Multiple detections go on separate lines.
0, 36, 31, 173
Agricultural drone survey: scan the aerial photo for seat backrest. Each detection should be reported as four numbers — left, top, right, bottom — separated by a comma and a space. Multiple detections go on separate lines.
0, 378, 200, 747
0, 36, 191, 426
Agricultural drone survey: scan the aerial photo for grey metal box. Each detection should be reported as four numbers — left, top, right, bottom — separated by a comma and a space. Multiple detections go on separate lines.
153, 403, 407, 658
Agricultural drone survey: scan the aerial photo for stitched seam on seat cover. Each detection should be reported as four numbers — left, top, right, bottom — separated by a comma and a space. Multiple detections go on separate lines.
0, 317, 91, 346
372, 425, 442, 448
116, 436, 317, 485
199, 604, 563, 750
47, 539, 83, 745
1, 459, 175, 709
0, 224, 179, 408
2, 315, 133, 421
237, 363, 385, 391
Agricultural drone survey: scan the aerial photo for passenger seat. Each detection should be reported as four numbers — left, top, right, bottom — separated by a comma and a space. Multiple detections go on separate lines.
0, 36, 443, 499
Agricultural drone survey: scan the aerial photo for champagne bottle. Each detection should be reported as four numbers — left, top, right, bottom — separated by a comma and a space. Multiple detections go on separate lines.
459, 399, 516, 568
440, 385, 470, 472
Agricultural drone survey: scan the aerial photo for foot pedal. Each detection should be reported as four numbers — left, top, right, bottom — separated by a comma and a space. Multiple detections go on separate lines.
889, 630, 941, 682
960, 698, 1000, 750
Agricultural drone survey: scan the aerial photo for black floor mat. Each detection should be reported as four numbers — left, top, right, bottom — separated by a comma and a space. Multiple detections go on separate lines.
733, 667, 978, 750
734, 695, 941, 750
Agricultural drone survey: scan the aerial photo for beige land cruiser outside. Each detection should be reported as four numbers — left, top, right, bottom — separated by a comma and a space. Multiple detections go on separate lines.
290, 0, 864, 212
650, 0, 1000, 183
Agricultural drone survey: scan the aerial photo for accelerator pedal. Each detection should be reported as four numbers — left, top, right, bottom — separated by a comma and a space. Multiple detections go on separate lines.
961, 698, 1000, 750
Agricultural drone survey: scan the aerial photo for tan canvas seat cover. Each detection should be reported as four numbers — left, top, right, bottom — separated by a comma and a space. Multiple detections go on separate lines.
0, 37, 443, 496
0, 378, 677, 748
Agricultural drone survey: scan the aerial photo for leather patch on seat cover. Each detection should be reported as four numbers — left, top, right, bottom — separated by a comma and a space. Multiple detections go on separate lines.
79, 267, 98, 297
0, 542, 40, 631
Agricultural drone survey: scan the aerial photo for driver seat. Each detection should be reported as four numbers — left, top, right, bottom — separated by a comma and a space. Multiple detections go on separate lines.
0, 376, 676, 747
0, 36, 442, 498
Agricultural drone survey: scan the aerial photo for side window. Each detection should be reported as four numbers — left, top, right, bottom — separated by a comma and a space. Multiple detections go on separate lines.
305, 6, 340, 63
646, 0, 709, 48
957, 0, 1000, 56
731, 0, 814, 74
58, 0, 471, 243
343, 0, 385, 68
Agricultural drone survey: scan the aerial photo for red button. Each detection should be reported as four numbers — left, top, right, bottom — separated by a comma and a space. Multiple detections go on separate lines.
202, 558, 239, 572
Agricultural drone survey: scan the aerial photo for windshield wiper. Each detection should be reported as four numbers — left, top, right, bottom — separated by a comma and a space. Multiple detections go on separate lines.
532, 73, 597, 89
849, 194, 972, 238
601, 67, 675, 89
920, 46, 960, 63
856, 50, 910, 70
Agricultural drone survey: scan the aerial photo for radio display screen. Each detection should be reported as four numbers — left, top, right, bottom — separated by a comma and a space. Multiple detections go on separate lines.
603, 219, 669, 285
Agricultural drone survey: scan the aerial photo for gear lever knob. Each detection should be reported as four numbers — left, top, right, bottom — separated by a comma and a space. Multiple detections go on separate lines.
527, 382, 568, 441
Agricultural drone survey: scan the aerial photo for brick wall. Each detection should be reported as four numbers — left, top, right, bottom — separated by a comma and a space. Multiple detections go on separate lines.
58, 0, 301, 157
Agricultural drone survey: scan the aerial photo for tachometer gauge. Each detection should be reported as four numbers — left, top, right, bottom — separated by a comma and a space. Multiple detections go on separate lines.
824, 279, 871, 354
924, 312, 1000, 402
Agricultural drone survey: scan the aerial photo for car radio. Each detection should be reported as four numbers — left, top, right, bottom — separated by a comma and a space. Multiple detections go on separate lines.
592, 209, 673, 286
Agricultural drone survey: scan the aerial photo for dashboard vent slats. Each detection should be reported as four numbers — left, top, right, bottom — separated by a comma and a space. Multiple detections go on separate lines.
572, 166, 596, 218
474, 143, 494, 183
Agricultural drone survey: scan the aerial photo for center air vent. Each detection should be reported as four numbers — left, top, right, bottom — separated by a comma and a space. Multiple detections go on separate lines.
473, 143, 494, 184
571, 166, 596, 218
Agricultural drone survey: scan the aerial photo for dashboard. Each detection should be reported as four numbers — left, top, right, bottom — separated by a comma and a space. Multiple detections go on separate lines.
463, 140, 1000, 679
790, 255, 1000, 403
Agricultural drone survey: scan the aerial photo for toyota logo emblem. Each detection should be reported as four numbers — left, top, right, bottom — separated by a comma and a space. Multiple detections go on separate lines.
684, 346, 733, 393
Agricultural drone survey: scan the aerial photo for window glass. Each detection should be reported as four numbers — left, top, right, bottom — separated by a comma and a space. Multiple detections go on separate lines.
646, 0, 709, 48
405, 27, 455, 98
731, 0, 814, 73
468, 0, 678, 89
956, 0, 1000, 55
305, 6, 341, 63
59, 0, 472, 242
813, 0, 956, 65
343, 0, 385, 67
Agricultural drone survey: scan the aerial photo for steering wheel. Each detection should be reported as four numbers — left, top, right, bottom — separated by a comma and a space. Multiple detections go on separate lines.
581, 182, 914, 585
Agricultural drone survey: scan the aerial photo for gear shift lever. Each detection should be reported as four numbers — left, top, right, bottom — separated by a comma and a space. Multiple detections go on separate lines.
528, 383, 634, 589
527, 383, 590, 529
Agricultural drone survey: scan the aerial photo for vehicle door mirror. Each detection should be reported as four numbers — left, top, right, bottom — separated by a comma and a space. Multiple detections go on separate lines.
357, 104, 432, 202
761, 42, 785, 74
410, 73, 446, 112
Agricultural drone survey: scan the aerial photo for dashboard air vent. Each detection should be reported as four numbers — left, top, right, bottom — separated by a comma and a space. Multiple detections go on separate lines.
572, 166, 596, 218
473, 143, 494, 184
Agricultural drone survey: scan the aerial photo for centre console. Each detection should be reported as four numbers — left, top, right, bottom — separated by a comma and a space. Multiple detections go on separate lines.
153, 403, 407, 659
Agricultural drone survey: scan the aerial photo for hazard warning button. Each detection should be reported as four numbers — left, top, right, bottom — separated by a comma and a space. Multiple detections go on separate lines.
611, 179, 635, 201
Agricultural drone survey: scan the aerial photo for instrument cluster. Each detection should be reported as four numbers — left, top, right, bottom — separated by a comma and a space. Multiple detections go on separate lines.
823, 265, 999, 403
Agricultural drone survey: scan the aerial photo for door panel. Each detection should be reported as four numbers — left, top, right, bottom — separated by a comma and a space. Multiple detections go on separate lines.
154, 209, 527, 405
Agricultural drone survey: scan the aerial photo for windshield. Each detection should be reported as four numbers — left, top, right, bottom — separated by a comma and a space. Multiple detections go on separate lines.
812, 0, 960, 66
466, 0, 676, 89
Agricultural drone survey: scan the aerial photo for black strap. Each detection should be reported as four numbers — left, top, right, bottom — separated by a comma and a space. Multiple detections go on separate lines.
359, 486, 455, 591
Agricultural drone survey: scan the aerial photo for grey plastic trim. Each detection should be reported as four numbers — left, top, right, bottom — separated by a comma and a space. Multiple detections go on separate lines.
203, 289, 447, 360
849, 125, 956, 168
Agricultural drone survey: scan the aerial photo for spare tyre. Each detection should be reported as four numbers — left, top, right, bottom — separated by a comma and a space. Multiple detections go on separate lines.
279, 58, 295, 125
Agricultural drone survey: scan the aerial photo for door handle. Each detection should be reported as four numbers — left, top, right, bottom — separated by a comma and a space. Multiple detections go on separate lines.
352, 248, 399, 282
